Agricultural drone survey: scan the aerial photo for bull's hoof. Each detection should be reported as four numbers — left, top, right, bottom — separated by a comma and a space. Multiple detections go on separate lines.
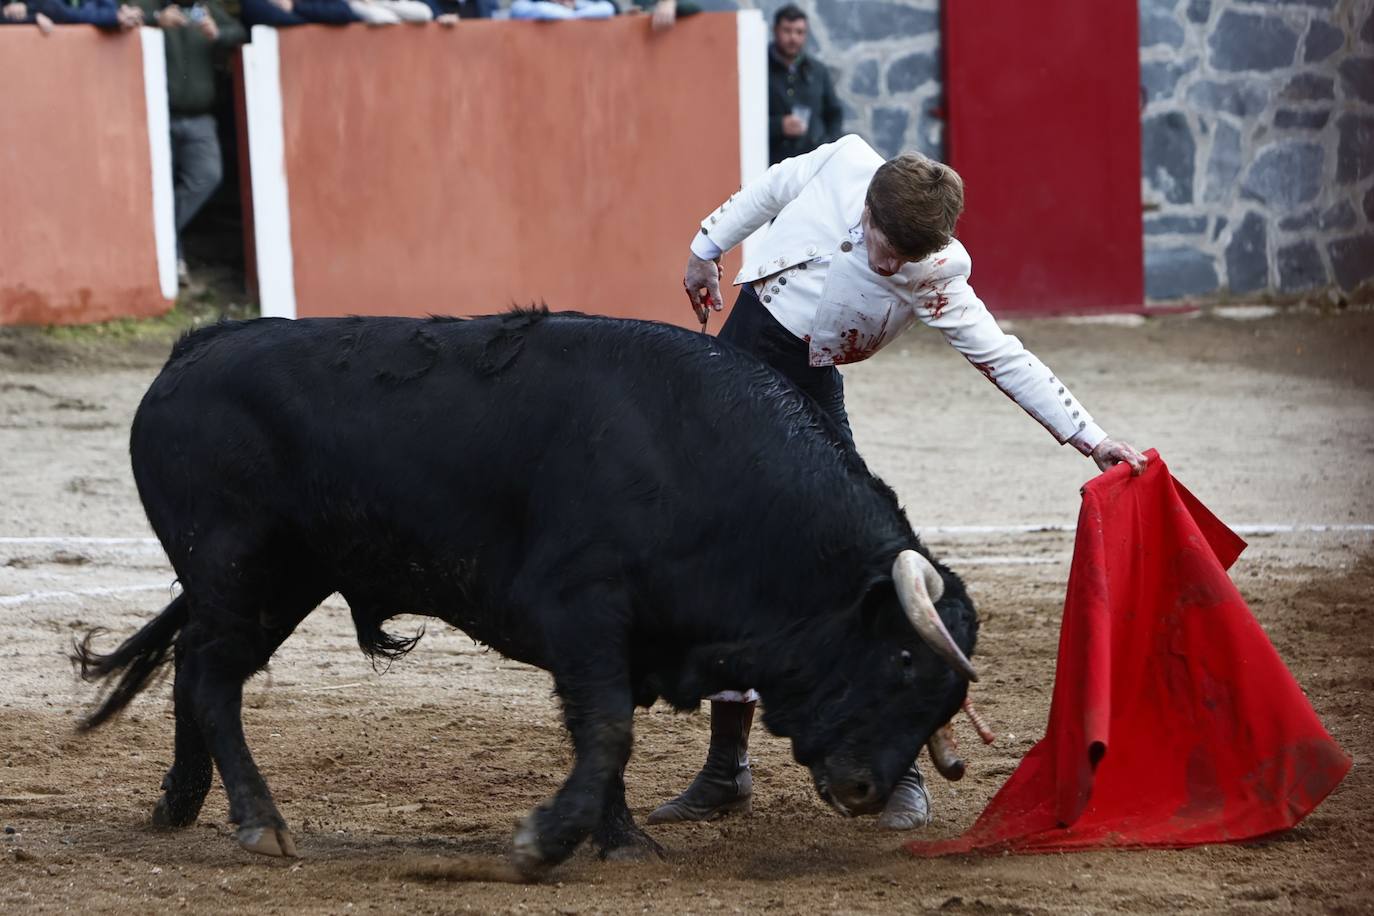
151, 795, 192, 829
236, 824, 299, 858
510, 815, 553, 882
600, 830, 666, 863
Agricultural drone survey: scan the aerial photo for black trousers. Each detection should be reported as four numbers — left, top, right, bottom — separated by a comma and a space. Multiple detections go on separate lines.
717, 285, 854, 449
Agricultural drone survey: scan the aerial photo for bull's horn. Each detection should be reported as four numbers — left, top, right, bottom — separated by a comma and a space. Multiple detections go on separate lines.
893, 550, 978, 682
927, 723, 965, 781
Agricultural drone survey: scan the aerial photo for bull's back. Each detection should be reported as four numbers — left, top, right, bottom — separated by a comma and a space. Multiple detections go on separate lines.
131, 313, 874, 575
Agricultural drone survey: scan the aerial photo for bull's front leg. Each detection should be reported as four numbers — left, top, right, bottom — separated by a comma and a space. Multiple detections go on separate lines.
512, 675, 634, 879
592, 764, 665, 862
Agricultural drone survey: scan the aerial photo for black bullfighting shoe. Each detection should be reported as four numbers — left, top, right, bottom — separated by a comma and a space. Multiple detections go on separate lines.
876, 764, 932, 830
647, 701, 754, 824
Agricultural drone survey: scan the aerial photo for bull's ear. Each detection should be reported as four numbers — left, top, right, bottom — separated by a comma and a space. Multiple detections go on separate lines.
856, 576, 900, 635
681, 642, 759, 700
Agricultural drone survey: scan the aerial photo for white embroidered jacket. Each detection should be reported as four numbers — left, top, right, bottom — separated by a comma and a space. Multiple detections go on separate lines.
690, 134, 1106, 453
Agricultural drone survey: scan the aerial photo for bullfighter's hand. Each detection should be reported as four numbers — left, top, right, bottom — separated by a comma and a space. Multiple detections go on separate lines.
35, 9, 52, 30
157, 4, 188, 26
684, 252, 723, 324
1091, 437, 1147, 476
436, 12, 459, 24
3, 3, 27, 21
269, 0, 293, 9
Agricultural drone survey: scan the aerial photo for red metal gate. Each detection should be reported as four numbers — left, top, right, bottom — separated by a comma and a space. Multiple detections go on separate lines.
943, 0, 1143, 314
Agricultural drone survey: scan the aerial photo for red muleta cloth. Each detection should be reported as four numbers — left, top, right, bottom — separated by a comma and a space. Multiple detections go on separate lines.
908, 449, 1350, 856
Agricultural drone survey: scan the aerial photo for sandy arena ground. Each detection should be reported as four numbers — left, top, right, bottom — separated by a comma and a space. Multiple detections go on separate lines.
1, 308, 1371, 914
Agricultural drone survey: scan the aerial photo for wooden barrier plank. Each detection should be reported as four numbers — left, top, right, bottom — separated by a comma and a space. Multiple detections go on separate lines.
262, 15, 757, 325
2, 28, 174, 325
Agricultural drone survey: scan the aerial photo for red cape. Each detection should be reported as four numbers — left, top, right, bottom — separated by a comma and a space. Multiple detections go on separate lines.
908, 450, 1350, 856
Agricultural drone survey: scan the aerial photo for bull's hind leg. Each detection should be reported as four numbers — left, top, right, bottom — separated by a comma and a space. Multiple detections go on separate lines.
592, 765, 665, 862
164, 569, 330, 857
150, 644, 214, 828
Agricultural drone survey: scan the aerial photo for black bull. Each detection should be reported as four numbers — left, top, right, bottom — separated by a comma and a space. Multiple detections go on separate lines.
76, 310, 978, 878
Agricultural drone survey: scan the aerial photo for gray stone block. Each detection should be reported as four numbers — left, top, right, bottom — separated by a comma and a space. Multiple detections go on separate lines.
850, 59, 879, 98
1336, 114, 1374, 183
1143, 112, 1196, 204
1278, 210, 1318, 230
1240, 0, 1334, 7
1185, 0, 1209, 24
1338, 57, 1374, 104
1240, 142, 1323, 210
1304, 19, 1344, 62
1225, 211, 1268, 294
1146, 246, 1220, 299
871, 106, 910, 159
1186, 80, 1270, 117
1320, 201, 1358, 231
1203, 120, 1241, 204
1364, 5, 1374, 43
1277, 241, 1326, 292
887, 51, 939, 94
1140, 0, 1185, 48
915, 105, 945, 161
1365, 186, 1374, 223
1209, 11, 1299, 72
1328, 233, 1374, 290
816, 0, 937, 48
1274, 108, 1330, 129
1281, 73, 1335, 100
1144, 215, 1209, 235
1141, 60, 1192, 103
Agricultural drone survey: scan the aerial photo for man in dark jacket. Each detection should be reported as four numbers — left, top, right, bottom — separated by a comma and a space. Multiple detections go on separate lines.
768, 4, 842, 166
133, 0, 245, 284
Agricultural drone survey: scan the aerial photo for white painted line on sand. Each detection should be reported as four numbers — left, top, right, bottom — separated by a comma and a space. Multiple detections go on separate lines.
0, 537, 160, 546
922, 523, 1374, 535
0, 583, 175, 608
3, 524, 1371, 552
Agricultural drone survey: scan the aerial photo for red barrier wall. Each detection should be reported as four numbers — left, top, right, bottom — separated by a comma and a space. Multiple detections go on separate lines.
2, 29, 172, 325
944, 0, 1143, 314
268, 16, 748, 325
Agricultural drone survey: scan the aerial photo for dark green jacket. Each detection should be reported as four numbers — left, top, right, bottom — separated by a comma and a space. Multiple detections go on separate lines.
767, 43, 843, 165
135, 0, 246, 116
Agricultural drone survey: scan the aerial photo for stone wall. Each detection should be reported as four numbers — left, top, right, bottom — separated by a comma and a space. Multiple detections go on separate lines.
1139, 0, 1373, 299
741, 0, 1374, 301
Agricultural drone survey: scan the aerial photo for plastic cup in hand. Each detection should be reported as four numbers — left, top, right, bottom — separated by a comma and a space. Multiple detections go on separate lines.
792, 104, 811, 133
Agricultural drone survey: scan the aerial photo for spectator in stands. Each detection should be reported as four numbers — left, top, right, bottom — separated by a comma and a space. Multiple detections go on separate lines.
239, 0, 358, 27
767, 4, 842, 165
4, 0, 143, 31
621, 0, 699, 30
2, 1, 54, 29
509, 0, 614, 20
132, 0, 246, 285
419, 0, 492, 23
346, 0, 432, 25
36, 0, 145, 28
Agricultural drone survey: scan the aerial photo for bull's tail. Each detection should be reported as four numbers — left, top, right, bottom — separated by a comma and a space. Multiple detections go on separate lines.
72, 592, 188, 732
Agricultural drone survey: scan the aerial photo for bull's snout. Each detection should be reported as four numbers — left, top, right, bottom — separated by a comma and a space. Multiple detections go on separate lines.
811, 763, 887, 817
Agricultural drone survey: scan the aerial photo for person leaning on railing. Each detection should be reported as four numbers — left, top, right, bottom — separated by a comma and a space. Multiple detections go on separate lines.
3, 0, 143, 33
